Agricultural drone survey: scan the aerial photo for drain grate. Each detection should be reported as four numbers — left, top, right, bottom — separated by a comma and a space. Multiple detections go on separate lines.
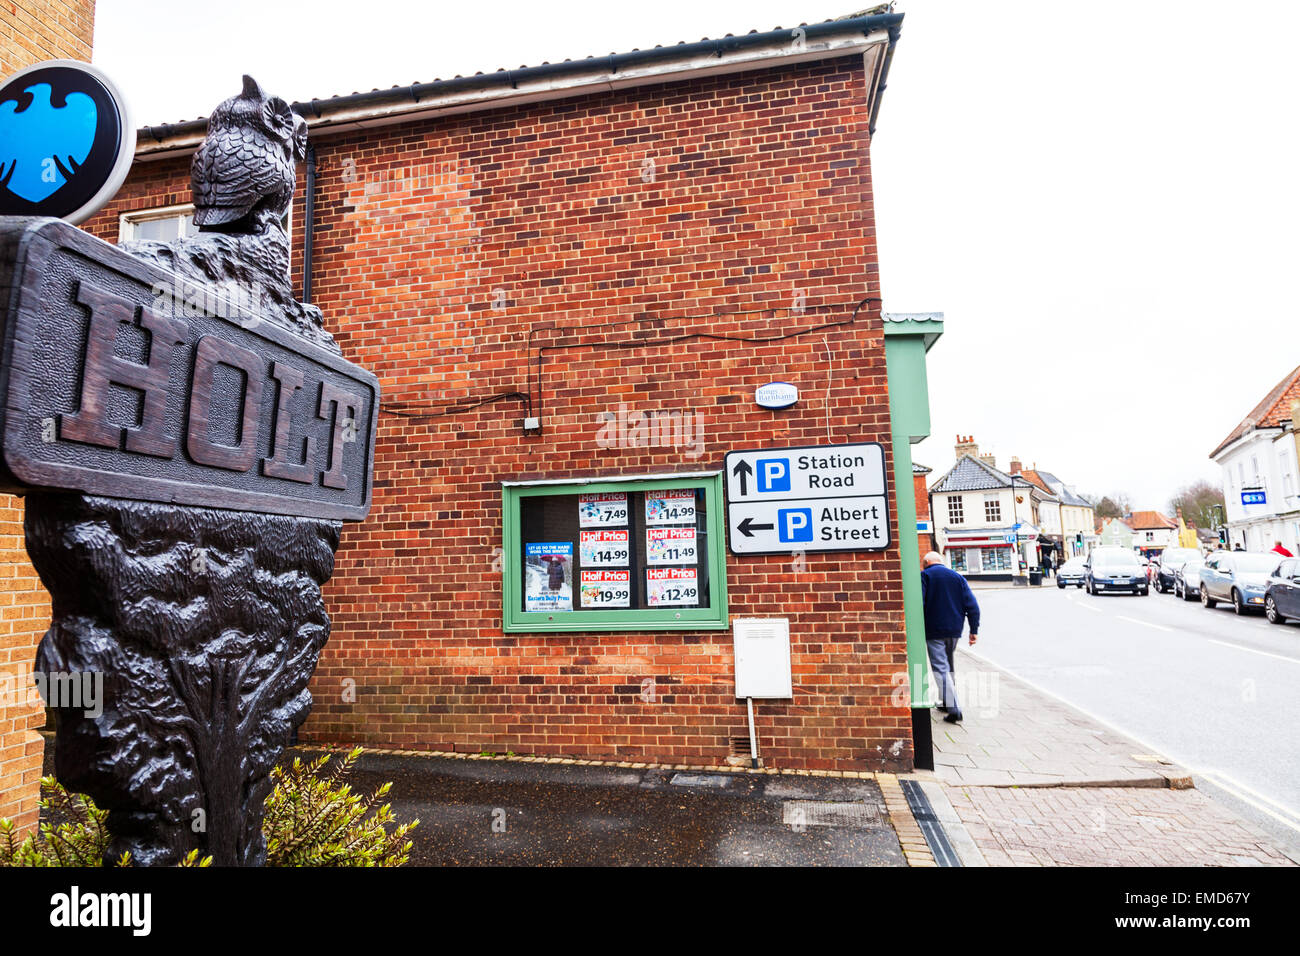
782, 800, 882, 829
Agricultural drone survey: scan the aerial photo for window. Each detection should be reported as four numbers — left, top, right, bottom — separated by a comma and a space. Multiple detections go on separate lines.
984, 494, 1001, 523
1281, 451, 1295, 499
981, 547, 1010, 571
501, 474, 727, 632
950, 550, 967, 572
119, 204, 199, 242
119, 203, 293, 242
947, 496, 964, 524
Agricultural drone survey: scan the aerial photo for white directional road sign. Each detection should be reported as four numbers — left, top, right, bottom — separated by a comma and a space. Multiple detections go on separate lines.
724, 443, 890, 555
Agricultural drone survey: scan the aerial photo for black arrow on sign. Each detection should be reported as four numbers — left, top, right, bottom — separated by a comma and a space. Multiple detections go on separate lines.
732, 459, 753, 496
737, 516, 774, 537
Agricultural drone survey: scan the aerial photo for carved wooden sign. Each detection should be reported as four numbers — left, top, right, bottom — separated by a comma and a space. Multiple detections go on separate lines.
0, 217, 378, 520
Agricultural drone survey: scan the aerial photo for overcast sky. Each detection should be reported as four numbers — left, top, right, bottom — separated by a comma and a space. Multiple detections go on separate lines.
91, 0, 1300, 510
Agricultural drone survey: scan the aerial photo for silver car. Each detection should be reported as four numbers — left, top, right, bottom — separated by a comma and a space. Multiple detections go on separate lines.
1174, 557, 1205, 601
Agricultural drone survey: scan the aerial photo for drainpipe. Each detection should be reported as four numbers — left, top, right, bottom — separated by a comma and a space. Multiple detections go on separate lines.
302, 144, 316, 303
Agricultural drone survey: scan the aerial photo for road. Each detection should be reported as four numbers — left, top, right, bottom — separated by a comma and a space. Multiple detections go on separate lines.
971, 582, 1300, 854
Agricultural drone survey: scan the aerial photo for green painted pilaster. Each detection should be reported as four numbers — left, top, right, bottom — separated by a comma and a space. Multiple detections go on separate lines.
883, 314, 943, 708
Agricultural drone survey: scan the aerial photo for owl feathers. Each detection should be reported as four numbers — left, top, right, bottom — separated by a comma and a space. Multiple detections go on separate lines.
191, 75, 307, 232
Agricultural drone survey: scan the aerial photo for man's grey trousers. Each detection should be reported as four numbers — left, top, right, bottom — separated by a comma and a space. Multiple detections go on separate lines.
926, 636, 961, 717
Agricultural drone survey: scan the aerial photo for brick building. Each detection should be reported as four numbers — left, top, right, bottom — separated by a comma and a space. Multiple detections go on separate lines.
67, 12, 923, 771
0, 0, 95, 834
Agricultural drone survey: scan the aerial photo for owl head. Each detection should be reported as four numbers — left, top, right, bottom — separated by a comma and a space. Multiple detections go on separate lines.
191, 75, 307, 231
209, 75, 307, 162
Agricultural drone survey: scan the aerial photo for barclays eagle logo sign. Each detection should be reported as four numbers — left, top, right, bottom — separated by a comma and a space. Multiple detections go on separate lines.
0, 60, 134, 224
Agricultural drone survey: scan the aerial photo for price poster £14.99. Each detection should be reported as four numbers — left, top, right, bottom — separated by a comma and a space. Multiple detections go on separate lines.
579, 529, 630, 566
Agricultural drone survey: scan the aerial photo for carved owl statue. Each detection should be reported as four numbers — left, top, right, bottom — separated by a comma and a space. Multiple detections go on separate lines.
190, 75, 307, 232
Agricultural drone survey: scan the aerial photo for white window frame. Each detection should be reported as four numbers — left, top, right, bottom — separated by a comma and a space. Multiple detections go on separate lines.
118, 203, 198, 242
947, 496, 964, 525
119, 202, 294, 242
983, 493, 1001, 523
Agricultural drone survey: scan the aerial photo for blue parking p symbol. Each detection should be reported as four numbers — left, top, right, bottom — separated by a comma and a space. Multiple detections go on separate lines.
757, 457, 791, 493
778, 508, 813, 543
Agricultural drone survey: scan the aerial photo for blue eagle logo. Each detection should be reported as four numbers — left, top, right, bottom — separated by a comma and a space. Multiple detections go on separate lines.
0, 81, 98, 203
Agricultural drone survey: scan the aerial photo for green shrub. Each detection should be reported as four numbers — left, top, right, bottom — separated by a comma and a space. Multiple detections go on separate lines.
0, 748, 416, 867
263, 747, 418, 867
0, 776, 125, 867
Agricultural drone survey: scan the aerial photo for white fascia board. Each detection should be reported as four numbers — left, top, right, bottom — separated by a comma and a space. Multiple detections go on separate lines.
1211, 427, 1284, 463
136, 31, 890, 161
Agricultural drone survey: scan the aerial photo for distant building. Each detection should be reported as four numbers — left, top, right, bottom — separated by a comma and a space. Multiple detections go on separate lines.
1209, 364, 1300, 554
1126, 510, 1179, 557
1032, 471, 1098, 558
929, 438, 1056, 580
1097, 517, 1135, 549
914, 462, 936, 557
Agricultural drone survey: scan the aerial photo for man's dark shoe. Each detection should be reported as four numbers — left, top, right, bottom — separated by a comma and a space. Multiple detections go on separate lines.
937, 705, 949, 713
943, 713, 962, 723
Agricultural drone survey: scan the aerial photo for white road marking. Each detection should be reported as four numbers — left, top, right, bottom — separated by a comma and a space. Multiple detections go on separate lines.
1207, 639, 1300, 665
963, 647, 1300, 838
1116, 615, 1173, 632
1197, 770, 1300, 837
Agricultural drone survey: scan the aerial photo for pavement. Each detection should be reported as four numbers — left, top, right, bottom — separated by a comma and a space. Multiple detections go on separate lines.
969, 584, 1300, 857
929, 650, 1190, 788
914, 647, 1298, 867
312, 750, 911, 866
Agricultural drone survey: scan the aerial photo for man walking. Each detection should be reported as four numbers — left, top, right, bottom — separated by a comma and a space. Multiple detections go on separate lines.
921, 552, 981, 723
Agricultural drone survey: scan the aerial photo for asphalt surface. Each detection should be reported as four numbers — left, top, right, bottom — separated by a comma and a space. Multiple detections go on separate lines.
970, 582, 1300, 856
333, 752, 903, 866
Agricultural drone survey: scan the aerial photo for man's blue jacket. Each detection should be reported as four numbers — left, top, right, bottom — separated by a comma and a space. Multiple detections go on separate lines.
921, 563, 981, 640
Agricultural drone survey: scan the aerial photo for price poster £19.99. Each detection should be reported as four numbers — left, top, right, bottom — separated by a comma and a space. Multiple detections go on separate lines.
580, 569, 631, 608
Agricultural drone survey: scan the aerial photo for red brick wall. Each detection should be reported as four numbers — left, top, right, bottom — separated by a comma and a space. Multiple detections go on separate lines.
0, 0, 94, 75
914, 473, 936, 556
0, 0, 95, 834
82, 55, 912, 771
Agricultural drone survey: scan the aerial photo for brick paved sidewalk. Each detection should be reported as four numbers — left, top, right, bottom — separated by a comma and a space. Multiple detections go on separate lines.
917, 649, 1297, 866
945, 785, 1295, 867
930, 649, 1188, 787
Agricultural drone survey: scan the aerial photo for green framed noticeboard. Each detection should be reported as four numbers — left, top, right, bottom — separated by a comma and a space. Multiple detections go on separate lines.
501, 473, 729, 632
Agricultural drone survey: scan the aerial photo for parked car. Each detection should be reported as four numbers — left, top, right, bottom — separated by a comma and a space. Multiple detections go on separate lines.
1056, 557, 1087, 589
1174, 557, 1205, 601
1153, 547, 1200, 593
1265, 558, 1300, 624
1200, 550, 1282, 614
1085, 547, 1149, 596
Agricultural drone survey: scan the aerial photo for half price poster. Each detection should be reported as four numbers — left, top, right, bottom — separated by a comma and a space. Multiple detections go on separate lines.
580, 529, 630, 567
646, 527, 697, 565
578, 492, 628, 527
647, 567, 699, 607
645, 489, 696, 525
580, 569, 631, 608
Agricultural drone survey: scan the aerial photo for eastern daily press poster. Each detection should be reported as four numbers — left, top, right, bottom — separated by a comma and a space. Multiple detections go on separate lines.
646, 527, 697, 565
580, 569, 631, 608
525, 542, 572, 612
580, 529, 629, 566
647, 567, 699, 607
